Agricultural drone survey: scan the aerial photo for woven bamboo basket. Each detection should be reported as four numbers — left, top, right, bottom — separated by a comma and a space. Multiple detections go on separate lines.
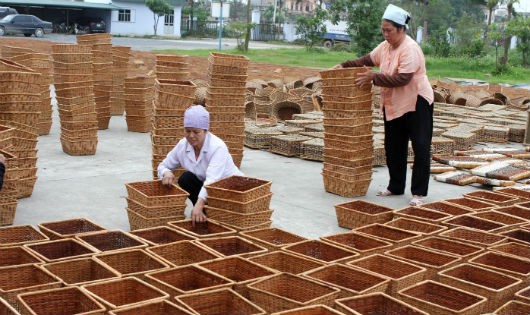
204, 206, 273, 229
144, 264, 233, 298
0, 296, 19, 315
319, 67, 368, 79
496, 187, 530, 200
178, 287, 266, 315
468, 251, 530, 283
60, 137, 98, 156
125, 116, 151, 133
323, 146, 373, 161
464, 190, 520, 206
0, 200, 17, 226
81, 276, 169, 310
385, 245, 462, 280
334, 200, 393, 229
145, 240, 221, 267
516, 286, 530, 304
126, 207, 184, 231
94, 248, 169, 280
37, 218, 106, 240
75, 230, 147, 253
129, 226, 193, 246
18, 286, 105, 315
439, 263, 524, 312
247, 272, 340, 313
495, 205, 530, 221
322, 173, 371, 198
108, 300, 194, 315
398, 280, 487, 315
209, 52, 249, 67
385, 218, 448, 236
167, 219, 236, 239
196, 235, 268, 258
500, 228, 530, 246
444, 197, 496, 211
393, 206, 452, 223
472, 210, 526, 228
23, 238, 97, 263
439, 227, 508, 247
494, 300, 530, 315
421, 201, 473, 216
0, 264, 62, 310
442, 214, 507, 233
302, 263, 390, 298
0, 246, 43, 268
320, 232, 392, 257
282, 239, 359, 264
239, 227, 307, 252
41, 256, 120, 286
347, 253, 427, 296
335, 292, 429, 315
125, 180, 189, 208
489, 241, 530, 260
354, 223, 422, 246
205, 176, 271, 203
271, 304, 344, 315
0, 225, 48, 247
249, 251, 325, 275
412, 236, 483, 261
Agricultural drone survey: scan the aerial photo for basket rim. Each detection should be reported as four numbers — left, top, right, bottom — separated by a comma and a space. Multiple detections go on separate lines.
335, 292, 429, 315
347, 252, 427, 281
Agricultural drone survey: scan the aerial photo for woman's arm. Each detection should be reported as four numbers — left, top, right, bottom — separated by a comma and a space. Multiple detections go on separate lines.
341, 54, 375, 68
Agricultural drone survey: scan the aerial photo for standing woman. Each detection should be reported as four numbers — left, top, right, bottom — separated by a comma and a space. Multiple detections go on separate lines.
332, 4, 434, 206
158, 105, 243, 222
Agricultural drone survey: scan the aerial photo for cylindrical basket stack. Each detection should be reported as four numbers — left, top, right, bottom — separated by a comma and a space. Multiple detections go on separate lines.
0, 58, 41, 198
51, 44, 98, 156
155, 54, 189, 81
124, 74, 155, 133
151, 78, 196, 178
206, 52, 249, 167
110, 46, 131, 116
3, 46, 53, 136
320, 68, 374, 197
205, 175, 273, 231
125, 180, 189, 230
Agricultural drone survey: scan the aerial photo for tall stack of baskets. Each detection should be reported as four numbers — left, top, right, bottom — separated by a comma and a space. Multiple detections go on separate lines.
76, 33, 114, 127
320, 68, 374, 197
51, 44, 98, 156
151, 78, 196, 179
124, 74, 155, 133
0, 126, 17, 225
110, 46, 131, 117
2, 46, 53, 136
205, 175, 273, 231
0, 59, 41, 198
125, 180, 189, 230
155, 54, 189, 81
206, 52, 249, 167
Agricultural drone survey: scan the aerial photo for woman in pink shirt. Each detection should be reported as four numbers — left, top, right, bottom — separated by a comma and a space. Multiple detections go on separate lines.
333, 4, 434, 206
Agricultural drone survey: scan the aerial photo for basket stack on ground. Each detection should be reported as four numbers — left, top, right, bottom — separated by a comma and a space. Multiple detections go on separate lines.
2, 46, 53, 136
124, 74, 155, 133
155, 54, 189, 81
151, 78, 195, 178
51, 44, 98, 156
110, 46, 131, 117
125, 180, 189, 230
320, 68, 374, 198
0, 59, 41, 199
206, 52, 249, 167
0, 126, 17, 225
205, 175, 273, 231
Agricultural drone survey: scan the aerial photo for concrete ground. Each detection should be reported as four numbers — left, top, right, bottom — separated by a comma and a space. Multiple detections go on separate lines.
12, 102, 498, 239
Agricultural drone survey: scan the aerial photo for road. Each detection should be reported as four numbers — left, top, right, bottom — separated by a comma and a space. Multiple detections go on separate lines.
35, 33, 298, 51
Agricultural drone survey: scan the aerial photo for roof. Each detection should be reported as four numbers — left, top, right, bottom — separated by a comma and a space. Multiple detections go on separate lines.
0, 0, 122, 10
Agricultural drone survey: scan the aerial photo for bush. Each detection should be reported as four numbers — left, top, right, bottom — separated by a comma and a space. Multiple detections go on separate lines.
460, 40, 485, 58
331, 42, 353, 52
420, 43, 434, 56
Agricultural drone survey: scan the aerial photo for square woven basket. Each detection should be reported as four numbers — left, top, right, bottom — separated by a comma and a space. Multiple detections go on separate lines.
75, 230, 147, 253
207, 192, 273, 214
320, 231, 393, 257
0, 246, 43, 268
421, 201, 472, 216
17, 286, 105, 315
0, 296, 19, 315
24, 238, 97, 262
38, 218, 106, 240
0, 225, 49, 247
493, 300, 530, 315
125, 180, 189, 207
442, 214, 507, 233
495, 205, 530, 221
334, 200, 393, 229
393, 206, 452, 224
441, 197, 496, 211
126, 207, 185, 231
385, 218, 448, 236
439, 227, 508, 247
176, 288, 266, 315
464, 190, 520, 206
302, 263, 390, 299
516, 286, 530, 304
197, 236, 268, 258
108, 300, 194, 315
204, 206, 273, 229
354, 224, 422, 246
282, 239, 359, 264
93, 249, 169, 280
167, 219, 237, 239
270, 304, 343, 315
146, 240, 221, 267
335, 292, 429, 315
205, 176, 272, 203
41, 257, 120, 286
488, 241, 530, 260
468, 251, 530, 282
240, 227, 307, 252
129, 226, 193, 246
248, 251, 326, 275
411, 236, 483, 260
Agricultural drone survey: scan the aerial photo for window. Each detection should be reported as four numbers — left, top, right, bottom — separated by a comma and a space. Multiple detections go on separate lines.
305, 5, 309, 11
118, 9, 131, 22
164, 13, 174, 26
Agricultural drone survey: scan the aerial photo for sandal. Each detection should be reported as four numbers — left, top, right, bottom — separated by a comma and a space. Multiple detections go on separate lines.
409, 195, 424, 206
376, 190, 393, 197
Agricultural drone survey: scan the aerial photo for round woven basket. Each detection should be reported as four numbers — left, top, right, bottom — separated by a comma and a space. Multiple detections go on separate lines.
245, 101, 256, 120
272, 101, 302, 121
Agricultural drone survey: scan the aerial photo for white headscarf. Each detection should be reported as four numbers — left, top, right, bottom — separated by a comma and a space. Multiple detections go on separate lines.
382, 4, 411, 29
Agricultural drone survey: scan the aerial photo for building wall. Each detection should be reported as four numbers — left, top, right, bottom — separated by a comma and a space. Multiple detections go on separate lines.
111, 0, 182, 37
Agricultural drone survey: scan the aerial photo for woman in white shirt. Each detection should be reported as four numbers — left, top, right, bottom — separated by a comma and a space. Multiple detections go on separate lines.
158, 105, 243, 222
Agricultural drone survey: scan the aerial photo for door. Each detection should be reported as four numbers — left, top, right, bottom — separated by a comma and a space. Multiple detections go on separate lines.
164, 13, 174, 35
12, 15, 32, 34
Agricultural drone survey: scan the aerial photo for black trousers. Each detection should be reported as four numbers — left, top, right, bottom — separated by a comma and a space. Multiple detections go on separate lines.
178, 171, 204, 205
383, 96, 433, 196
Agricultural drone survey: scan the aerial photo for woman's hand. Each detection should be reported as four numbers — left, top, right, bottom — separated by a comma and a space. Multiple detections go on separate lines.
161, 170, 175, 186
331, 64, 343, 70
0, 154, 5, 166
355, 68, 376, 87
191, 198, 207, 223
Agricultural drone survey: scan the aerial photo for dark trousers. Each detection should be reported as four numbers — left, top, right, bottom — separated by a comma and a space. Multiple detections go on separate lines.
383, 96, 433, 196
178, 171, 204, 205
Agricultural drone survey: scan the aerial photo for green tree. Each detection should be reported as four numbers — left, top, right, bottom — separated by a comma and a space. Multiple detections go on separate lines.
500, 0, 519, 66
455, 15, 485, 57
484, 0, 500, 41
262, 5, 287, 23
145, 0, 173, 36
507, 16, 530, 66
296, 8, 328, 50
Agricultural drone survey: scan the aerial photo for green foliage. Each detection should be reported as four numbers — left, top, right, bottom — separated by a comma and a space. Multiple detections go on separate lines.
428, 29, 453, 57
295, 9, 328, 51
262, 5, 287, 23
507, 16, 530, 67
454, 15, 484, 57
145, 0, 173, 35
182, 5, 209, 22
226, 21, 256, 50
331, 41, 353, 52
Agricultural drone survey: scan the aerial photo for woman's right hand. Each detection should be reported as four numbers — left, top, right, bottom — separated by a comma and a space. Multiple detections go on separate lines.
161, 170, 175, 186
331, 64, 343, 70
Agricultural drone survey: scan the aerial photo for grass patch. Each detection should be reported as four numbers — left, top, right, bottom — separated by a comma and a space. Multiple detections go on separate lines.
154, 47, 530, 85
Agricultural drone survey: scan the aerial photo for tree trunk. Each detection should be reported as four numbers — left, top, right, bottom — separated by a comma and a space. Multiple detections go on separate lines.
422, 20, 428, 43
244, 0, 251, 51
484, 8, 493, 42
501, 3, 513, 65
153, 14, 158, 35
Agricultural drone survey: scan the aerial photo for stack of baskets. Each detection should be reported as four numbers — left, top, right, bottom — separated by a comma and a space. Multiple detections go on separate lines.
151, 79, 196, 179
155, 54, 189, 81
110, 46, 131, 117
206, 52, 249, 167
0, 59, 41, 198
205, 175, 273, 231
51, 44, 98, 156
0, 127, 17, 225
124, 74, 155, 133
125, 180, 189, 230
3, 46, 53, 136
320, 68, 374, 197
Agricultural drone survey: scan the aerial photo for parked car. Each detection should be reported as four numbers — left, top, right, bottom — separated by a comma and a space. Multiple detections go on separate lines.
0, 14, 52, 37
77, 17, 106, 33
0, 7, 17, 19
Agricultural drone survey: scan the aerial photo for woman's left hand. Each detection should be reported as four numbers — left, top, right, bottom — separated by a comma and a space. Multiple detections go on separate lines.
355, 68, 376, 87
191, 198, 207, 223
